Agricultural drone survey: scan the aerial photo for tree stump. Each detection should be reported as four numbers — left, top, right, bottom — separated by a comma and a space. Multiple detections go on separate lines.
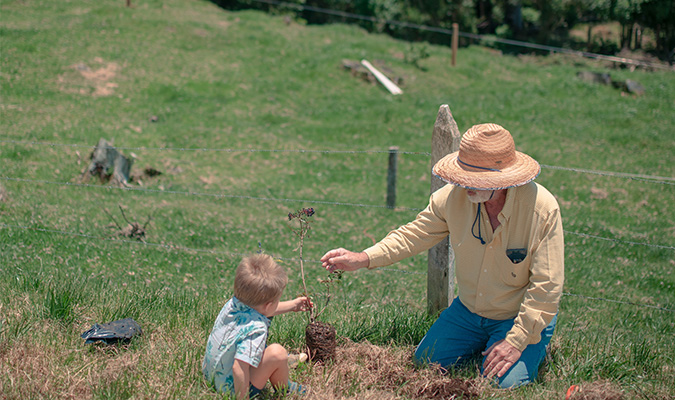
305, 321, 336, 363
82, 138, 133, 186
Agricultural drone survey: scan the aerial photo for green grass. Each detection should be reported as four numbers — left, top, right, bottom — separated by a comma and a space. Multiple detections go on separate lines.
1, 0, 674, 398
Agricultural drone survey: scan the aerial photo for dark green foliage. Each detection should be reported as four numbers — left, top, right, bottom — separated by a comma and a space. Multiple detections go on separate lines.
210, 0, 674, 61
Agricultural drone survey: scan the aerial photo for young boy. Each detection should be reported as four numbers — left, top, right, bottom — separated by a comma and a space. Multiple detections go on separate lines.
203, 254, 311, 399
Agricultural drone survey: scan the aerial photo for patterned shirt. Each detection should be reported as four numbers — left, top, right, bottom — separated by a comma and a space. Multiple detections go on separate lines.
202, 296, 271, 394
364, 182, 564, 351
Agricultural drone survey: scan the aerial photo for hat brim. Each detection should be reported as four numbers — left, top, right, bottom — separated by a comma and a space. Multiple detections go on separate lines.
432, 151, 541, 190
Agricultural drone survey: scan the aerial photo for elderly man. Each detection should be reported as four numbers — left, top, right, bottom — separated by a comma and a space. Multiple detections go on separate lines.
321, 123, 564, 388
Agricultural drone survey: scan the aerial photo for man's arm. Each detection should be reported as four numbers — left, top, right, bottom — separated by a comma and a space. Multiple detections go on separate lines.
506, 206, 565, 351
322, 186, 452, 272
483, 193, 564, 378
232, 359, 251, 400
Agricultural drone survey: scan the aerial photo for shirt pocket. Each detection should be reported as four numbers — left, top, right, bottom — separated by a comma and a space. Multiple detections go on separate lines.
498, 248, 531, 287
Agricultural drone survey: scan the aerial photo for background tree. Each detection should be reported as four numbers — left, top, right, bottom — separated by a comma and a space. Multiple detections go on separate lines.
638, 0, 675, 62
211, 0, 674, 62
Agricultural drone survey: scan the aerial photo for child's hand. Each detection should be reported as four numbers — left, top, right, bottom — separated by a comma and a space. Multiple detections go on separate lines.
275, 297, 313, 315
292, 296, 313, 312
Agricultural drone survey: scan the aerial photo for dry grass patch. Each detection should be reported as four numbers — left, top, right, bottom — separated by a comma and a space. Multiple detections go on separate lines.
0, 339, 123, 399
298, 340, 482, 400
1, 321, 211, 400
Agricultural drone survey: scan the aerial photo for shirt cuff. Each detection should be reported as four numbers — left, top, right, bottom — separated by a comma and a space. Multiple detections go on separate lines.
363, 246, 383, 269
505, 325, 531, 352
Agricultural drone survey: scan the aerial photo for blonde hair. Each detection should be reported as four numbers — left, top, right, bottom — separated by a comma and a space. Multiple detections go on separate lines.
233, 254, 288, 307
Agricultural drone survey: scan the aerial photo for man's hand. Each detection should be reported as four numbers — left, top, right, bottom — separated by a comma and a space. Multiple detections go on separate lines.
482, 340, 522, 379
320, 248, 369, 272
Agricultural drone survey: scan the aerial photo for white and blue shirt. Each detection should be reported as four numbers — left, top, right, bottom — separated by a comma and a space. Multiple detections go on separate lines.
202, 296, 270, 394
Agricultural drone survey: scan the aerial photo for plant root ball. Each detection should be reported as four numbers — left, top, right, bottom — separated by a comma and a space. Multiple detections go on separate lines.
305, 321, 336, 363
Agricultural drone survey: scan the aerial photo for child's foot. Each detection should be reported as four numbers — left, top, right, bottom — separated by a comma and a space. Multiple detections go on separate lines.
287, 352, 308, 369
274, 381, 306, 396
287, 380, 306, 395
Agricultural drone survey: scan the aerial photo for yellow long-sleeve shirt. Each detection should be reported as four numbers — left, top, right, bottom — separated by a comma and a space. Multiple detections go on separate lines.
364, 182, 564, 351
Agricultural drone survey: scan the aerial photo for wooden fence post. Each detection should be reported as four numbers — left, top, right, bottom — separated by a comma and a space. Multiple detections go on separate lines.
387, 146, 398, 209
427, 105, 461, 315
452, 23, 459, 66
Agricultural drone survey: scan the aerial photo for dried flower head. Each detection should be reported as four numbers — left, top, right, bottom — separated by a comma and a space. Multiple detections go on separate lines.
288, 208, 315, 221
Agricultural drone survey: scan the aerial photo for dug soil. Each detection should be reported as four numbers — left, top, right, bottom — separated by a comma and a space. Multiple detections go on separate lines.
299, 340, 481, 400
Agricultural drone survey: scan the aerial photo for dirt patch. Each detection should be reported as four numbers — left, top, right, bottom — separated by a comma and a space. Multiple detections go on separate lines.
58, 57, 120, 97
299, 340, 482, 400
590, 187, 609, 199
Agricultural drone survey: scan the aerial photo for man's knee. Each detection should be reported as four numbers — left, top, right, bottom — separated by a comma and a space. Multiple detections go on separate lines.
495, 361, 533, 389
413, 345, 431, 367
497, 373, 531, 389
414, 341, 466, 369
413, 339, 444, 367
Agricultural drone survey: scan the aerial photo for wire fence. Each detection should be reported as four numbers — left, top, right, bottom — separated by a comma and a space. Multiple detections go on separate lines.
2, 175, 674, 251
2, 222, 673, 313
1, 126, 674, 316
2, 138, 674, 185
245, 0, 674, 71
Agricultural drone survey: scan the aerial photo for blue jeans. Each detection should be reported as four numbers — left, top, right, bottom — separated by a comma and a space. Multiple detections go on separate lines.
414, 298, 556, 389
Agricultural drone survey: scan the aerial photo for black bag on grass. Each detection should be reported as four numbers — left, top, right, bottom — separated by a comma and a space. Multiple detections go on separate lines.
81, 318, 142, 344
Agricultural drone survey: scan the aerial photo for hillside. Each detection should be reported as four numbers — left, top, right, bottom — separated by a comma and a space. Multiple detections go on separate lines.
1, 0, 674, 399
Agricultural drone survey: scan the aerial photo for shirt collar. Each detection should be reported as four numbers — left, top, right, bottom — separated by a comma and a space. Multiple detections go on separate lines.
232, 296, 270, 323
499, 187, 516, 222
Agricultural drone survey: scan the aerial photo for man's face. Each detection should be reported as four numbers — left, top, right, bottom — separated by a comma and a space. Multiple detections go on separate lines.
466, 189, 494, 204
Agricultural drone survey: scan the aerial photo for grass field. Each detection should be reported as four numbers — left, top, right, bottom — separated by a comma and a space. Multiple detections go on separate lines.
1, 0, 674, 399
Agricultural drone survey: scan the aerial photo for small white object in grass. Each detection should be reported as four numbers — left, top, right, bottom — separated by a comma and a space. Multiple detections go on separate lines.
361, 59, 403, 95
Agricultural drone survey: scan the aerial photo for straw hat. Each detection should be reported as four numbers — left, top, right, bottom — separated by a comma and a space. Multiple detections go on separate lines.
432, 123, 540, 190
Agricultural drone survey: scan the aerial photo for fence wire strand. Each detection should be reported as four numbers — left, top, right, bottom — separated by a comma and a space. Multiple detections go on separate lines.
0, 139, 429, 155
0, 222, 419, 277
564, 230, 675, 250
0, 176, 424, 212
2, 222, 672, 313
562, 292, 675, 313
2, 176, 674, 250
246, 0, 673, 71
3, 138, 674, 185
540, 164, 675, 185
